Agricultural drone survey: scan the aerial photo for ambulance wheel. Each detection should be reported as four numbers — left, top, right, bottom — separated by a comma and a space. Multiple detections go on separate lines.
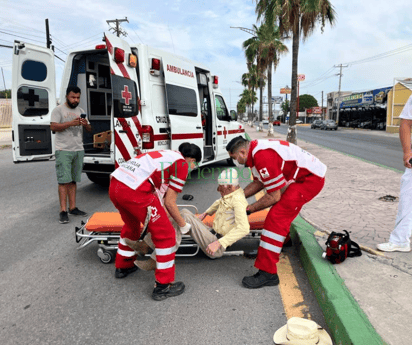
97, 249, 114, 264
86, 172, 110, 186
227, 158, 236, 167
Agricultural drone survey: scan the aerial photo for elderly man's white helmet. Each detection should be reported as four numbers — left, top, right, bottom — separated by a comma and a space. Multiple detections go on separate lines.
218, 168, 239, 185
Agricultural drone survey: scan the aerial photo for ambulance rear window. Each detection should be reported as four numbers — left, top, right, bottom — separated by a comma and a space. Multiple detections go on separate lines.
166, 84, 197, 117
112, 75, 138, 118
21, 60, 47, 82
17, 86, 49, 116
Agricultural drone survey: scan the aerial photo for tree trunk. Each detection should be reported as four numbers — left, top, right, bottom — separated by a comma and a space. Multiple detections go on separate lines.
286, 21, 300, 144
251, 87, 255, 120
268, 61, 273, 122
259, 77, 263, 122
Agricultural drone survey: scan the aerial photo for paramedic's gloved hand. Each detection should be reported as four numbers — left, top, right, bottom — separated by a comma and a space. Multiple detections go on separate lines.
180, 222, 191, 234
206, 240, 222, 256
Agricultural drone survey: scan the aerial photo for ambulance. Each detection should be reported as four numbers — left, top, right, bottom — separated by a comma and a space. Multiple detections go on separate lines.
11, 32, 245, 184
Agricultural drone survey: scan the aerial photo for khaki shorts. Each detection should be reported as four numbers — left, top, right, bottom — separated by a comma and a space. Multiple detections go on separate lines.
55, 150, 85, 184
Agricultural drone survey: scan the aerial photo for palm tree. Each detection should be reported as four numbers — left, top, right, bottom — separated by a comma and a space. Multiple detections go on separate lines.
243, 25, 267, 122
256, 21, 288, 123
256, 0, 336, 143
239, 88, 258, 118
241, 65, 259, 120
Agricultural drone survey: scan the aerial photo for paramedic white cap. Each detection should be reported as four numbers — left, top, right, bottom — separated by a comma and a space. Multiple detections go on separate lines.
218, 168, 239, 185
273, 317, 332, 345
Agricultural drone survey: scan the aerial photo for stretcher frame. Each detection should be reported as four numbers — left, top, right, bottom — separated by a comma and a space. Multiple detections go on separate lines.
75, 205, 265, 264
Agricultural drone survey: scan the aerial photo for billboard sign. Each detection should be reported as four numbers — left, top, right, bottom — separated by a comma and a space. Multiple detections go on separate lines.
280, 88, 291, 94
340, 86, 392, 108
298, 74, 305, 81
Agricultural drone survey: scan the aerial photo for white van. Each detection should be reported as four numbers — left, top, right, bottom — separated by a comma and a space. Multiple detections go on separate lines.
11, 33, 245, 184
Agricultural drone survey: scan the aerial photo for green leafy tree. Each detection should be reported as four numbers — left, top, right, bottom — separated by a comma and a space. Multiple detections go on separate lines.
281, 100, 290, 114
256, 0, 336, 143
241, 64, 259, 117
298, 94, 318, 111
0, 89, 11, 98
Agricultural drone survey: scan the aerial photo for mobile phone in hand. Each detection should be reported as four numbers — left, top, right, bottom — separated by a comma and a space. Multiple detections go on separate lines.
80, 114, 86, 119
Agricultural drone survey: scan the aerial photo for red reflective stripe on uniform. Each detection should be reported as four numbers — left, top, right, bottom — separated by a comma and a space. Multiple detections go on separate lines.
118, 118, 139, 149
114, 130, 131, 162
171, 133, 203, 140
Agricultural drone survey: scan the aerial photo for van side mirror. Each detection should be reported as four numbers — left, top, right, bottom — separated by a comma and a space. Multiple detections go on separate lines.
230, 111, 237, 121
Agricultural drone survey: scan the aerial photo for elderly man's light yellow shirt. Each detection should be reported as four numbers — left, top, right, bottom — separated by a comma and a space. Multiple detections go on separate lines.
205, 188, 250, 248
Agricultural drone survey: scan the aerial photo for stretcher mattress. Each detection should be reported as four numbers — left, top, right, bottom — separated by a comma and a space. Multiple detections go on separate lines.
85, 210, 269, 233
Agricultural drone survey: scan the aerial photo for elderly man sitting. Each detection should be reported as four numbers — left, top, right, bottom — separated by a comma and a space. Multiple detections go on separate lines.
129, 168, 250, 270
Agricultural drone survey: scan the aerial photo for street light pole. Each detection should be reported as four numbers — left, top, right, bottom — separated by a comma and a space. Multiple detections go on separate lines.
334, 64, 348, 126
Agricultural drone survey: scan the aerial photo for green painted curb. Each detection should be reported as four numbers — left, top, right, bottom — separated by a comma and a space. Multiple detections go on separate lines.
290, 216, 387, 345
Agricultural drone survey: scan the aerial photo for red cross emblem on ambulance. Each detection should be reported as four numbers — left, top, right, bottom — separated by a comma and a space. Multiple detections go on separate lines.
223, 127, 228, 139
121, 85, 132, 105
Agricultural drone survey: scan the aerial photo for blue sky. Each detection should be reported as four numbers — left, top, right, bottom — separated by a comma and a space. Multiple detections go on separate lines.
1, 0, 412, 110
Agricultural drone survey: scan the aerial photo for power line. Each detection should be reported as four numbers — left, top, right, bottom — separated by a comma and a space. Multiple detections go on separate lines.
0, 30, 45, 44
344, 43, 412, 66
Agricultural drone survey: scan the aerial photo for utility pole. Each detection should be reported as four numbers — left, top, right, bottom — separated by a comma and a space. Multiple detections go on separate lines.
45, 19, 52, 48
106, 18, 129, 37
321, 91, 324, 120
334, 64, 348, 126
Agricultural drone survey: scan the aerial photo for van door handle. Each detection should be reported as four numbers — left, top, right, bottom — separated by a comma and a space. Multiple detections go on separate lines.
196, 126, 202, 129
119, 130, 127, 133
217, 125, 222, 128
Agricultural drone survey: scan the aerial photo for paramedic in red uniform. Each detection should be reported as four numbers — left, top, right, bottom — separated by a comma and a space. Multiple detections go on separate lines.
226, 137, 326, 289
109, 143, 201, 301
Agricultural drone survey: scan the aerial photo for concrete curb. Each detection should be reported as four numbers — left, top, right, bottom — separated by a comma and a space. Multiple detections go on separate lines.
290, 216, 386, 345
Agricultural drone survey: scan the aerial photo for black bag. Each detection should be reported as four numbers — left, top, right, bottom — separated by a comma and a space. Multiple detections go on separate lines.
324, 230, 362, 264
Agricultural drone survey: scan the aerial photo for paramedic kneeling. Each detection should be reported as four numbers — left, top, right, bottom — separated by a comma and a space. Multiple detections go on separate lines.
226, 137, 326, 289
50, 86, 92, 224
109, 143, 201, 301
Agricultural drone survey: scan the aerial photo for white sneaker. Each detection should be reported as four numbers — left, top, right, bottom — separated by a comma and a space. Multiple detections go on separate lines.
376, 242, 411, 252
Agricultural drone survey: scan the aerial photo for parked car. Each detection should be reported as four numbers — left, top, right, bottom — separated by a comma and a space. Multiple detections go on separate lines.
320, 120, 338, 130
296, 120, 303, 124
273, 120, 281, 126
262, 119, 269, 125
311, 120, 323, 129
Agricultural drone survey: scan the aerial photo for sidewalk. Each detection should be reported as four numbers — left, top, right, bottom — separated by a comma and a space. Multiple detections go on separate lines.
0, 127, 11, 146
245, 125, 412, 345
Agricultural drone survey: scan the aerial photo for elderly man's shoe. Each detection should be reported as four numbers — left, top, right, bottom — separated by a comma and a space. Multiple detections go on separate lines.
124, 238, 152, 257
114, 266, 138, 279
242, 270, 279, 289
152, 282, 185, 301
134, 258, 156, 271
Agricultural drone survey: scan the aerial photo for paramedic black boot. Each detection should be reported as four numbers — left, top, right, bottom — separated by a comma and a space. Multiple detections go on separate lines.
152, 281, 185, 301
242, 270, 279, 289
115, 266, 138, 279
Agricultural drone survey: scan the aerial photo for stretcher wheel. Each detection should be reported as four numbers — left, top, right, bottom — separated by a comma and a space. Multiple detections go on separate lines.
97, 248, 115, 264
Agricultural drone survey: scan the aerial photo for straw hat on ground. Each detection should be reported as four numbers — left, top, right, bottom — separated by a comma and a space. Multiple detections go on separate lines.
273, 317, 332, 345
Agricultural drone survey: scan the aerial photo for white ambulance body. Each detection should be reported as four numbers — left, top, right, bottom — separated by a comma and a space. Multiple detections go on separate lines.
12, 32, 245, 183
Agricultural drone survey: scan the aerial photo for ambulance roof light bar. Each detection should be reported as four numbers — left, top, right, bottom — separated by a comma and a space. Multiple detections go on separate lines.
150, 58, 161, 76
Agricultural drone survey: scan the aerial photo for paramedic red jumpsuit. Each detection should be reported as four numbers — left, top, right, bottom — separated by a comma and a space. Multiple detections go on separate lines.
246, 139, 326, 274
109, 150, 189, 285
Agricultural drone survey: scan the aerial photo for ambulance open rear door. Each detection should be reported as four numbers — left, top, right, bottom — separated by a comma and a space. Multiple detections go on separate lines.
104, 32, 141, 167
162, 57, 204, 159
11, 41, 56, 163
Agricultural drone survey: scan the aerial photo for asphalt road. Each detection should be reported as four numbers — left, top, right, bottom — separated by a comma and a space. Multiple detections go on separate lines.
0, 149, 327, 345
261, 123, 404, 172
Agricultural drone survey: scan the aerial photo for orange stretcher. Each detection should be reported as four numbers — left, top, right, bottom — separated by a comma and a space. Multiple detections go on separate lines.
75, 206, 268, 264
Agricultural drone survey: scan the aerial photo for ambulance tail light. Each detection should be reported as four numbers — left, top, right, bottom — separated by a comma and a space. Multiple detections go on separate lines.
213, 75, 218, 89
150, 58, 161, 76
95, 44, 106, 50
128, 54, 137, 68
141, 125, 154, 149
114, 48, 125, 63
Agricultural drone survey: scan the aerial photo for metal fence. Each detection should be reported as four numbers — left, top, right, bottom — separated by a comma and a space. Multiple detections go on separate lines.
0, 99, 12, 128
